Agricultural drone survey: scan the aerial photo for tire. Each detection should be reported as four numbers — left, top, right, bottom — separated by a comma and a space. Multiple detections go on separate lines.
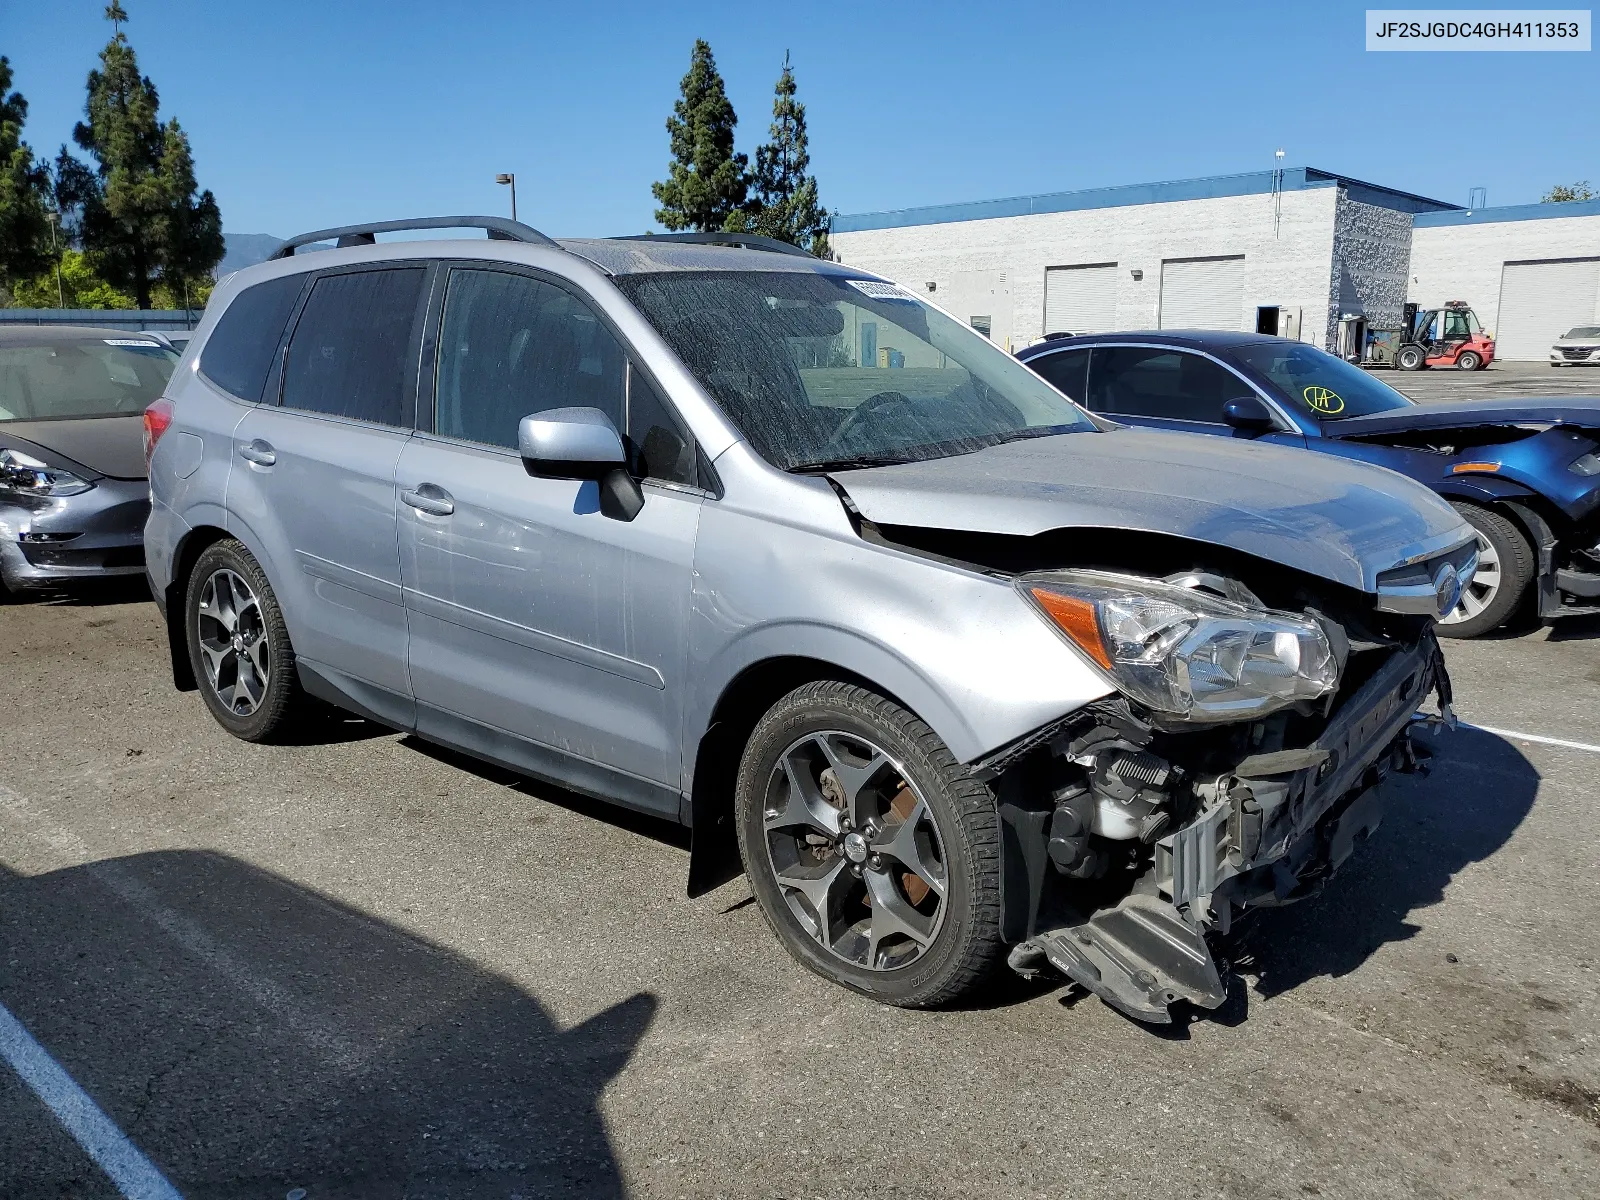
1455, 350, 1482, 371
734, 681, 1004, 1008
1437, 503, 1535, 639
184, 538, 305, 741
1397, 345, 1426, 371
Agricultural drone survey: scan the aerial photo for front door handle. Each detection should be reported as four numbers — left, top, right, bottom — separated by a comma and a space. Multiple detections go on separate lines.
238, 439, 276, 467
401, 484, 455, 517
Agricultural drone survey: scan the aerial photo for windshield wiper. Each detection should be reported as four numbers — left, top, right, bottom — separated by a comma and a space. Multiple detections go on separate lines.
788, 455, 911, 474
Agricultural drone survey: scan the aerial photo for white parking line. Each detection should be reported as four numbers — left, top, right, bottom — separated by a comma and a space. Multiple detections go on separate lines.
0, 1001, 183, 1200
1461, 723, 1600, 755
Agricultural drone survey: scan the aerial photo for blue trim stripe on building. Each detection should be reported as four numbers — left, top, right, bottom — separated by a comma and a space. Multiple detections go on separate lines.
1414, 197, 1600, 227
829, 167, 1460, 233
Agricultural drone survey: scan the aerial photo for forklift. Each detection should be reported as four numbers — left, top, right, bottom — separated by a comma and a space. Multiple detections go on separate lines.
1341, 301, 1496, 371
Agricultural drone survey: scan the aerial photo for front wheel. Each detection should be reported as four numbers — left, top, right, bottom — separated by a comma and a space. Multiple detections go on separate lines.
734, 681, 1004, 1008
1437, 504, 1534, 638
1397, 345, 1426, 371
1455, 350, 1483, 371
185, 539, 305, 741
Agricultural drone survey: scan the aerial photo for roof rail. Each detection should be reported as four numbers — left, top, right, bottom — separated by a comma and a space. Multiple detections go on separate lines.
609, 231, 815, 259
269, 215, 559, 260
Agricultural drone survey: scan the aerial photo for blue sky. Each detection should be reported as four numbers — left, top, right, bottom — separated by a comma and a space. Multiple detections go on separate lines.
4, 1, 1595, 240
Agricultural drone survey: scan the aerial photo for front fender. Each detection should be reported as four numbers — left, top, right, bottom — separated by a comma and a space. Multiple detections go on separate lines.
688, 620, 989, 773
1433, 475, 1540, 506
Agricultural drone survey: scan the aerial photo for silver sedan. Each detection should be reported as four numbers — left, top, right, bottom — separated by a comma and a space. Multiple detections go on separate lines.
0, 325, 178, 598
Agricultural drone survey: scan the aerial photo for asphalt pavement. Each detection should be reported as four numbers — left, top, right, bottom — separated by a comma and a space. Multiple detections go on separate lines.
2, 578, 1597, 1200
1390, 359, 1600, 405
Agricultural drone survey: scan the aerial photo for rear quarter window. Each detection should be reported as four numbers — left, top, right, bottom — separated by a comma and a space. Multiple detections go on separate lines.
198, 274, 307, 402
281, 268, 428, 427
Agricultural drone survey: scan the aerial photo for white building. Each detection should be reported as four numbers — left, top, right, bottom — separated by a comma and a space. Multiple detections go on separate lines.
829, 168, 1600, 360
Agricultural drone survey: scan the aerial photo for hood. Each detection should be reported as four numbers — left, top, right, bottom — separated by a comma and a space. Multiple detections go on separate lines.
0, 416, 147, 480
830, 429, 1470, 594
1327, 397, 1600, 437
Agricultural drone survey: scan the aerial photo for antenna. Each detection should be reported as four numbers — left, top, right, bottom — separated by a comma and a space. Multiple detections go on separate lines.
1272, 149, 1286, 238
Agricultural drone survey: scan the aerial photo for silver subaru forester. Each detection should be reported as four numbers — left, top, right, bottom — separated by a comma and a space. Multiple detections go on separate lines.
145, 217, 1476, 1024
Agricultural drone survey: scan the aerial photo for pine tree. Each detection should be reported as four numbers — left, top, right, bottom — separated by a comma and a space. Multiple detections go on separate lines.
652, 41, 749, 232
65, 3, 223, 309
0, 56, 54, 298
729, 52, 830, 257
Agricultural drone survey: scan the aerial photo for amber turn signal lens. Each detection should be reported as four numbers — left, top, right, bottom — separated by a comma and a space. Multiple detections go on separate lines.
1450, 461, 1500, 474
1029, 588, 1111, 669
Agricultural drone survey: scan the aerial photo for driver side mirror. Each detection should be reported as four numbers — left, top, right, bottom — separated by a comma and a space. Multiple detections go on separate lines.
1221, 395, 1277, 434
517, 407, 644, 522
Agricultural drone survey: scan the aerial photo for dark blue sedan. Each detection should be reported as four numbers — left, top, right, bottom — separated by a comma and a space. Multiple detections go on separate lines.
1018, 331, 1600, 637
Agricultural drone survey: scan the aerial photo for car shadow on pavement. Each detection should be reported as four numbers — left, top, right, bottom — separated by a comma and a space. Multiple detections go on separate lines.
399, 736, 692, 852
0, 850, 655, 1199
1244, 726, 1538, 1001
1547, 613, 1600, 642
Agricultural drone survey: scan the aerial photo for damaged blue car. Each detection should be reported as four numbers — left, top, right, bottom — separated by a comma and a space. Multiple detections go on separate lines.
1020, 332, 1600, 637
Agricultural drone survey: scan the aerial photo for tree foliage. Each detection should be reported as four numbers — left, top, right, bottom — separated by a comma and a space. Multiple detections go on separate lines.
0, 55, 55, 298
63, 3, 223, 308
1542, 181, 1596, 203
12, 248, 134, 309
727, 52, 830, 257
652, 41, 749, 232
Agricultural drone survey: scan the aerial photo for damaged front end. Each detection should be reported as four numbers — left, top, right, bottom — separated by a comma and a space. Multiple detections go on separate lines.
981, 569, 1453, 1024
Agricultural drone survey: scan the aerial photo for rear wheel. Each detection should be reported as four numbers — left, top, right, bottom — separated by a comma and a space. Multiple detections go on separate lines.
734, 681, 1004, 1008
1456, 350, 1483, 371
185, 539, 305, 741
1397, 345, 1426, 371
1437, 504, 1535, 638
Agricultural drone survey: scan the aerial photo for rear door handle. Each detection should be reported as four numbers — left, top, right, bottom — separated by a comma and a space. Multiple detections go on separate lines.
401, 484, 455, 517
238, 439, 276, 467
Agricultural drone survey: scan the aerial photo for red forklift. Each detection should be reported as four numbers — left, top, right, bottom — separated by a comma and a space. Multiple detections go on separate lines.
1342, 301, 1496, 371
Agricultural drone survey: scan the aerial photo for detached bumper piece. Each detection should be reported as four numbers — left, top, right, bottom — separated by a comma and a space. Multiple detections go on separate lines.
1011, 637, 1444, 1024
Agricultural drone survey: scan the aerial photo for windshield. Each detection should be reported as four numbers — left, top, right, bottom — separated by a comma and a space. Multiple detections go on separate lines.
1566, 326, 1600, 339
0, 338, 179, 422
1233, 342, 1414, 421
612, 271, 1096, 471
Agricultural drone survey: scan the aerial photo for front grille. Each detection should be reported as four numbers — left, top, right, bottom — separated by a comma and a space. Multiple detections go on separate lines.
1561, 347, 1596, 360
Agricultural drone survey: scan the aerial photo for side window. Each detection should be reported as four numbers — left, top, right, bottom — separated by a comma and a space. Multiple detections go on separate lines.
1442, 309, 1471, 338
1086, 346, 1242, 423
199, 274, 305, 402
280, 268, 426, 425
627, 365, 697, 486
434, 269, 625, 450
1029, 348, 1089, 402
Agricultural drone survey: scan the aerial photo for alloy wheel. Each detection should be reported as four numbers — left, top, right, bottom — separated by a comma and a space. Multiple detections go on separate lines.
762, 731, 949, 972
1440, 529, 1499, 625
196, 568, 271, 715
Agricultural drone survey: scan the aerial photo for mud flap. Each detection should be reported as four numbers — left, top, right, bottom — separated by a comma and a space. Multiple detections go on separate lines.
1024, 894, 1226, 1024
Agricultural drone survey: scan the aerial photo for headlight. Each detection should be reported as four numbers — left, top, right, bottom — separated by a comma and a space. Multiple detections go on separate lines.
1571, 451, 1600, 477
0, 447, 94, 498
1020, 570, 1339, 722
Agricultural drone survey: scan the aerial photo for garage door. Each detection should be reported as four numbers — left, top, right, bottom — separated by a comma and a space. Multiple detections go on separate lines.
1159, 256, 1245, 330
1044, 263, 1118, 335
1495, 258, 1600, 360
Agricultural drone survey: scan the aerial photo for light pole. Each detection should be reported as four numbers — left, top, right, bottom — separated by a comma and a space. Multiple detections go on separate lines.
495, 173, 517, 223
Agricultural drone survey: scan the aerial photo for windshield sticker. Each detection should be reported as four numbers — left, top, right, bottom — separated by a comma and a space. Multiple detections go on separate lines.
846, 279, 918, 303
103, 338, 160, 347
1304, 385, 1345, 415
